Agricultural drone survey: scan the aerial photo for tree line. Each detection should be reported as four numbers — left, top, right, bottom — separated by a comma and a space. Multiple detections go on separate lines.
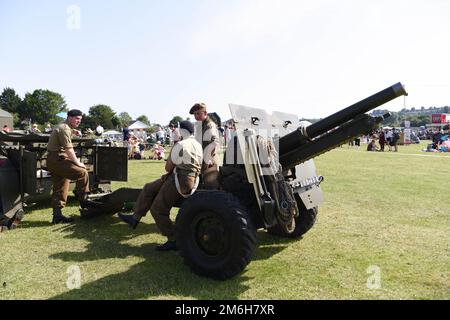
0, 87, 176, 132
302, 106, 449, 128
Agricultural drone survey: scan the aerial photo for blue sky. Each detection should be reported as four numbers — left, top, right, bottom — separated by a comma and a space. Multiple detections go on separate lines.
1, 0, 449, 125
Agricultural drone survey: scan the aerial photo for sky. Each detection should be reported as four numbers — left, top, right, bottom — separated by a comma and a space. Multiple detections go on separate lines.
1, 0, 449, 125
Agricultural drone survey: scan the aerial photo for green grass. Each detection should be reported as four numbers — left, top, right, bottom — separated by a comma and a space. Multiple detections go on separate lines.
0, 142, 449, 299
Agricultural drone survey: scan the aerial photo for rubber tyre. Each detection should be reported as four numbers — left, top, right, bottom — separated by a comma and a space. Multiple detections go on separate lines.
267, 195, 318, 238
175, 191, 256, 280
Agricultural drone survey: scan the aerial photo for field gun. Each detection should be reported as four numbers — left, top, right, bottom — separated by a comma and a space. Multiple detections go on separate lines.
81, 83, 407, 279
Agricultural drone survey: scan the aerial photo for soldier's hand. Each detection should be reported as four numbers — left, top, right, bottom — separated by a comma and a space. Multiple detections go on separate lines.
79, 163, 86, 169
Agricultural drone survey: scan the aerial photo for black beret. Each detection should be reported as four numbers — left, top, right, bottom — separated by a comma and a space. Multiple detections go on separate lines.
179, 120, 194, 135
67, 109, 83, 117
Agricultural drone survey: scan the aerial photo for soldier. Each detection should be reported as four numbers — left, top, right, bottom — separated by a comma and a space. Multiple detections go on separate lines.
118, 121, 203, 251
189, 102, 220, 189
46, 109, 90, 224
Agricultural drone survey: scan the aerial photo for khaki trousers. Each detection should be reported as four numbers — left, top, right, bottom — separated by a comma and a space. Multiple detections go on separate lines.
133, 173, 195, 241
47, 152, 90, 209
202, 164, 219, 189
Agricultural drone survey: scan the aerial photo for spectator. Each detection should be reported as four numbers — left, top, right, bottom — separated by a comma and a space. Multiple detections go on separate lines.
169, 123, 181, 145
385, 129, 393, 151
123, 125, 131, 155
2, 124, 11, 133
31, 124, 41, 133
139, 138, 146, 158
95, 123, 104, 136
44, 123, 52, 133
378, 130, 386, 151
391, 129, 400, 152
367, 139, 378, 152
130, 136, 141, 159
152, 141, 165, 160
156, 127, 165, 144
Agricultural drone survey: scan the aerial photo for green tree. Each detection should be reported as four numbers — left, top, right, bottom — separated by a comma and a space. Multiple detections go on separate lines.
79, 114, 96, 132
382, 112, 400, 127
22, 89, 67, 124
148, 124, 161, 134
118, 112, 133, 127
136, 115, 150, 126
0, 87, 22, 114
168, 115, 184, 126
111, 116, 121, 129
88, 104, 117, 129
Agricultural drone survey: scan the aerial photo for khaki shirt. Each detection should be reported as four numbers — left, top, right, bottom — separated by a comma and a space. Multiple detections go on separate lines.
195, 117, 220, 169
47, 122, 75, 156
169, 136, 203, 177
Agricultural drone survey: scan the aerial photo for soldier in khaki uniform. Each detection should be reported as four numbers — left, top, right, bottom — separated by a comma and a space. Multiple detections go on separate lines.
118, 121, 202, 251
190, 102, 220, 189
46, 109, 90, 224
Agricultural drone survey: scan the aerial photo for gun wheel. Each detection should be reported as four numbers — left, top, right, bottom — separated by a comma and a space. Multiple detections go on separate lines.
268, 195, 318, 238
175, 191, 256, 280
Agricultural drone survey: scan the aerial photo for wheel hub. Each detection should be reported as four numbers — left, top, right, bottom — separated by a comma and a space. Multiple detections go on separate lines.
193, 212, 228, 257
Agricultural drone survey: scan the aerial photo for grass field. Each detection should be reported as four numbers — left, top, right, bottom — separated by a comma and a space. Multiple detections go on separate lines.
1, 141, 449, 300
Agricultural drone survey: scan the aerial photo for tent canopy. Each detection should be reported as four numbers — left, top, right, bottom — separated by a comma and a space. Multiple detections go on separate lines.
0, 109, 13, 118
128, 120, 149, 130
0, 108, 13, 129
103, 130, 122, 135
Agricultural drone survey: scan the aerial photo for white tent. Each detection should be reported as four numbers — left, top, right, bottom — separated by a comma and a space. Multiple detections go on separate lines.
128, 120, 149, 130
128, 120, 149, 139
0, 109, 13, 130
103, 130, 123, 141
103, 130, 122, 135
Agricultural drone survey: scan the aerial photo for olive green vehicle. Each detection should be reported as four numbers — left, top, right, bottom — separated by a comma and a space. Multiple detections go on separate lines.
0, 132, 128, 231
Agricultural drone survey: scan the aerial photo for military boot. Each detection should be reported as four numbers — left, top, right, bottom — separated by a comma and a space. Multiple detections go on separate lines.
117, 212, 139, 229
52, 208, 74, 224
155, 240, 177, 251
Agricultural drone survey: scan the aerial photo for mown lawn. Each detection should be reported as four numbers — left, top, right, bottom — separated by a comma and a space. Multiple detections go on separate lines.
0, 141, 448, 300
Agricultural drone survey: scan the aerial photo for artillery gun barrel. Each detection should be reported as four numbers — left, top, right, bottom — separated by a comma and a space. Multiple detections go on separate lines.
279, 82, 407, 154
0, 132, 95, 144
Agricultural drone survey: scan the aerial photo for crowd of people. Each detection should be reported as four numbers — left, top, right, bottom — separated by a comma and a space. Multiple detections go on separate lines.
120, 119, 235, 161
427, 129, 450, 152
346, 128, 402, 152
345, 127, 449, 153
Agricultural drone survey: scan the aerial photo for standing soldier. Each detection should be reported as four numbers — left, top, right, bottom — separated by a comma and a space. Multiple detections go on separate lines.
189, 102, 220, 189
118, 121, 203, 251
46, 109, 90, 224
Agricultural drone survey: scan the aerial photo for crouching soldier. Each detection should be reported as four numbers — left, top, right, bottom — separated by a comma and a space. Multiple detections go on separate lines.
46, 109, 90, 224
118, 121, 203, 251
